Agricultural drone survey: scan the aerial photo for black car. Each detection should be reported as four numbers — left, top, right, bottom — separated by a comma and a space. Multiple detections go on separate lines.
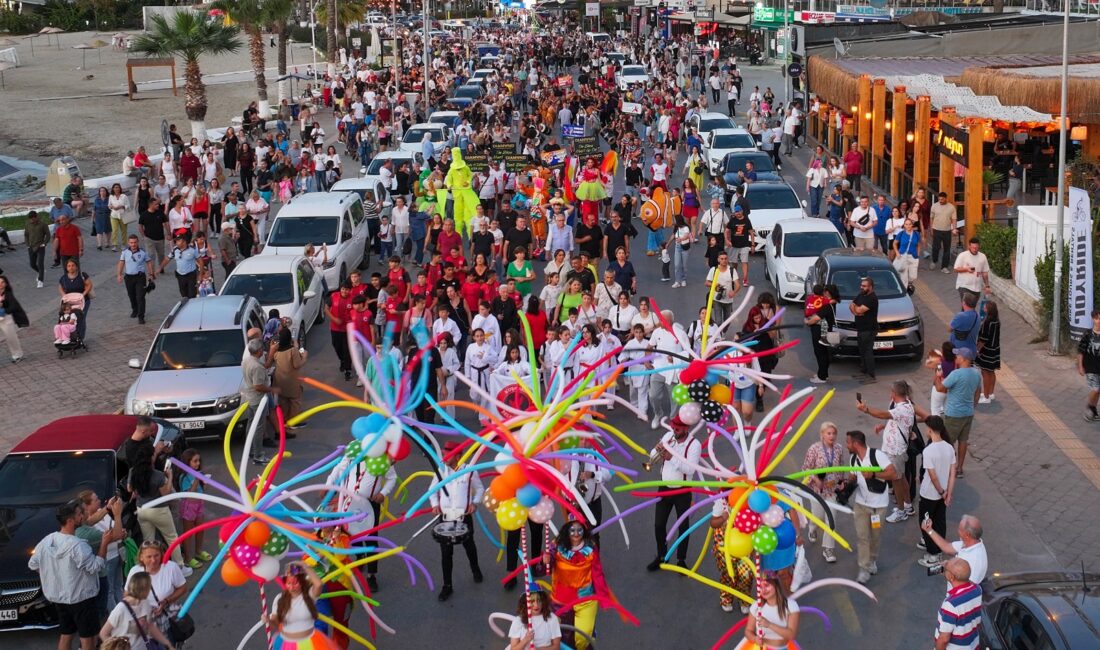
721, 151, 782, 196
981, 572, 1100, 649
0, 415, 187, 631
447, 84, 483, 109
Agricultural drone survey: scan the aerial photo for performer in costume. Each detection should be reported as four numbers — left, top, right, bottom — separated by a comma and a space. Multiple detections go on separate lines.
620, 323, 651, 419
646, 415, 702, 572
573, 157, 608, 219
324, 450, 397, 591
738, 571, 802, 650
268, 562, 338, 650
710, 498, 755, 614
444, 148, 480, 237
464, 328, 499, 409
429, 441, 485, 601
438, 333, 461, 418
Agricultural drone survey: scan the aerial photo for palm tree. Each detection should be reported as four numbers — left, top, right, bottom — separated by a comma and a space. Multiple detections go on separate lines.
325, 0, 336, 76
131, 13, 241, 140
265, 0, 295, 105
315, 0, 369, 53
213, 0, 275, 118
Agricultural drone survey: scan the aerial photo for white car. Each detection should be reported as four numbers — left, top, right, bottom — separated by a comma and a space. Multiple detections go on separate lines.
688, 111, 739, 147
617, 64, 649, 91
428, 110, 463, 131
741, 182, 807, 253
328, 177, 394, 267
606, 52, 626, 67
469, 68, 497, 83
764, 218, 847, 302
703, 128, 758, 176
586, 32, 611, 44
399, 123, 453, 156
219, 255, 324, 342
261, 192, 367, 288
357, 150, 416, 189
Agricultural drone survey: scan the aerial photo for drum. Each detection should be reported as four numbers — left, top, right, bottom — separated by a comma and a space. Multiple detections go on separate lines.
497, 384, 536, 412
431, 519, 472, 546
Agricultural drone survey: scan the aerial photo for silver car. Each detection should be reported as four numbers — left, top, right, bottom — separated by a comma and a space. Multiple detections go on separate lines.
803, 248, 925, 360
125, 295, 266, 440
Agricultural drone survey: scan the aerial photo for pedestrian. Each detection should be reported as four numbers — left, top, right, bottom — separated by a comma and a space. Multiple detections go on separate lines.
0, 274, 28, 363
108, 183, 132, 252
325, 448, 396, 593
138, 197, 167, 269
856, 380, 924, 523
919, 514, 988, 585
743, 571, 800, 648
176, 448, 213, 572
705, 251, 741, 326
844, 429, 898, 584
848, 196, 876, 251
935, 347, 980, 479
932, 558, 982, 650
805, 159, 828, 219
646, 311, 684, 428
646, 415, 701, 572
975, 301, 1001, 404
98, 571, 176, 650
846, 276, 878, 382
157, 235, 201, 299
799, 421, 845, 563
507, 591, 562, 650
429, 441, 484, 602
871, 194, 891, 255
804, 283, 836, 383
272, 328, 308, 424
916, 416, 956, 567
666, 213, 691, 288
953, 237, 990, 303
1078, 310, 1100, 422
58, 259, 93, 341
127, 444, 190, 574
727, 205, 754, 286
929, 192, 957, 272
892, 215, 921, 289
24, 210, 50, 288
53, 213, 84, 270
1006, 154, 1023, 218
116, 235, 155, 325
843, 141, 863, 191
241, 338, 280, 464
28, 498, 125, 650
73, 490, 124, 619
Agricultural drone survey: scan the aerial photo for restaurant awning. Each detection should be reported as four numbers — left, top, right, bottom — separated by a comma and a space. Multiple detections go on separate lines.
668, 11, 751, 25
882, 74, 1054, 123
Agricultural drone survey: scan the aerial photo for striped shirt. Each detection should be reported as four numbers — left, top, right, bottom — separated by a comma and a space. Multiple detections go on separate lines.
937, 582, 982, 649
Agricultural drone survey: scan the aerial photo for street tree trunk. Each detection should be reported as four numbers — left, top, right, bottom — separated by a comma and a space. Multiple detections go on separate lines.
183, 58, 208, 140
249, 28, 270, 118
325, 0, 337, 76
277, 21, 289, 104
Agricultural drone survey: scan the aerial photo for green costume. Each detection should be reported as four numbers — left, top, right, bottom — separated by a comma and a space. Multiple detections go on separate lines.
444, 147, 479, 236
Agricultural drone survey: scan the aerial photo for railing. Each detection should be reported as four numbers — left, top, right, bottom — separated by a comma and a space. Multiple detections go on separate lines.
1024, 0, 1100, 14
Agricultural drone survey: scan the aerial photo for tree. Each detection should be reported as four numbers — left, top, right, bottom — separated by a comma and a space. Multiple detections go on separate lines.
325, 0, 336, 76
314, 0, 369, 51
265, 0, 295, 105
131, 13, 241, 140
212, 0, 278, 117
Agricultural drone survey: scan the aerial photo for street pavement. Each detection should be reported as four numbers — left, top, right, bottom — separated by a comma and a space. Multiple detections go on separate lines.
2, 62, 1096, 648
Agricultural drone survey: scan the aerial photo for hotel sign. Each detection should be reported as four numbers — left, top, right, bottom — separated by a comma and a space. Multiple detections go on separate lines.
935, 121, 968, 165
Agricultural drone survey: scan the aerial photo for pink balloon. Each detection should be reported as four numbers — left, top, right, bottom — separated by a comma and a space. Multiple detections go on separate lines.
232, 543, 261, 569
528, 496, 556, 524
678, 401, 702, 426
763, 504, 785, 528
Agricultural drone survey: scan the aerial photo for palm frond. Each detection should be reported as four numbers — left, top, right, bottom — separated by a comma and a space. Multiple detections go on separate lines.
131, 12, 241, 62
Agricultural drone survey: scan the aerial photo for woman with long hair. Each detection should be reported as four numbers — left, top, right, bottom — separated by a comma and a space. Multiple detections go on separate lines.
93, 186, 112, 251
665, 213, 691, 288
976, 301, 1001, 403
744, 292, 780, 409
554, 279, 584, 324
739, 572, 800, 650
684, 147, 705, 200
524, 294, 550, 361
100, 571, 176, 650
268, 562, 337, 649
508, 591, 562, 650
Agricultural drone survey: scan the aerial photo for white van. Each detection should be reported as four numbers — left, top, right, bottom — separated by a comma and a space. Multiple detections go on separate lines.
261, 192, 367, 288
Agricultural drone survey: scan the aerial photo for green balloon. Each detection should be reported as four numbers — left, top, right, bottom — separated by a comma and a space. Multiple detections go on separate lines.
262, 532, 289, 557
365, 456, 390, 476
345, 441, 363, 459
671, 383, 691, 406
751, 527, 778, 555
559, 434, 582, 449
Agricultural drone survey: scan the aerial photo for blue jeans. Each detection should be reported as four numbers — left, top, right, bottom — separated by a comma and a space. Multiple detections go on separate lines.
647, 227, 667, 253
412, 236, 426, 264
105, 555, 122, 613
808, 186, 823, 218
379, 241, 393, 261
395, 232, 408, 258
673, 243, 688, 283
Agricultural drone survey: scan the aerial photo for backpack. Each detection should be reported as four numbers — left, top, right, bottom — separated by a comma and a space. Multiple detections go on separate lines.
853, 449, 888, 494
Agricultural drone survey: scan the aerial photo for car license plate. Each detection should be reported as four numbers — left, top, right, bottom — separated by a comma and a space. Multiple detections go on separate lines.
0, 610, 16, 622
178, 420, 205, 430
873, 341, 894, 350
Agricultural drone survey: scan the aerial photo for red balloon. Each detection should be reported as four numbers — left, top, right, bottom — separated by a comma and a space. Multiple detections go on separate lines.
390, 437, 412, 461
734, 509, 763, 534
679, 360, 708, 384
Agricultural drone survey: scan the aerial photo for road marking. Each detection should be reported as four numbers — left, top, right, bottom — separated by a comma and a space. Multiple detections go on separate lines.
914, 283, 1100, 491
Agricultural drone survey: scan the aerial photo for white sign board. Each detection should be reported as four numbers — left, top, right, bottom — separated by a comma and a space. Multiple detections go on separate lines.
351, 37, 361, 47
1069, 186, 1095, 338
586, 2, 599, 16
633, 0, 652, 5
621, 101, 643, 115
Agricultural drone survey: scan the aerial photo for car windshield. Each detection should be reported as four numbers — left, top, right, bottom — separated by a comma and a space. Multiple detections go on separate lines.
711, 134, 754, 150
453, 86, 482, 98
622, 66, 646, 76
222, 273, 294, 306
366, 157, 407, 175
404, 127, 444, 143
783, 231, 846, 257
700, 118, 735, 133
748, 187, 801, 210
429, 115, 460, 128
267, 216, 339, 246
831, 268, 907, 300
0, 452, 114, 506
724, 154, 775, 175
144, 329, 245, 371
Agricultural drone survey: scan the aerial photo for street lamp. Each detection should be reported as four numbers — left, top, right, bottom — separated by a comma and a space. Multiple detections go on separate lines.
299, 0, 319, 74
1051, 0, 1070, 352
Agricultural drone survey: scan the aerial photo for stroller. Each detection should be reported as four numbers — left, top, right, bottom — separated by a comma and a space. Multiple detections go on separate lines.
54, 292, 88, 358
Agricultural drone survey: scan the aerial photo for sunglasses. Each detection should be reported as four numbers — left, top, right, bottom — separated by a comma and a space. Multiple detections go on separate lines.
140, 540, 164, 550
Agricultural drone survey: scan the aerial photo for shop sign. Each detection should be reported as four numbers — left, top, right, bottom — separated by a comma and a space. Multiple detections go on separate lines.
798, 11, 835, 23
935, 121, 968, 165
752, 6, 795, 23
835, 4, 892, 21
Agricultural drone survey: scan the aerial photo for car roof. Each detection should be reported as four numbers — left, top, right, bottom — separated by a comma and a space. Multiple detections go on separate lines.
821, 248, 892, 268
990, 573, 1100, 647
331, 177, 383, 191
275, 191, 358, 217
774, 217, 837, 233
159, 294, 255, 332
371, 151, 413, 161
710, 128, 751, 138
408, 122, 446, 130
12, 415, 138, 454
227, 254, 306, 275
746, 181, 796, 191
698, 112, 733, 121
430, 111, 460, 118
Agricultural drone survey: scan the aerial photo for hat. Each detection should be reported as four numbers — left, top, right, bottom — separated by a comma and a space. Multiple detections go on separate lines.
954, 347, 975, 361
733, 204, 743, 213
669, 415, 690, 430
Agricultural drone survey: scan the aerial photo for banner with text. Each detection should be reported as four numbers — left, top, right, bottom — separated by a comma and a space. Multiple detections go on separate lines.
1069, 186, 1094, 339
571, 136, 601, 157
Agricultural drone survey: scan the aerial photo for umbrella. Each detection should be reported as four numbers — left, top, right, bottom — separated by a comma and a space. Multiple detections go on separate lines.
89, 38, 108, 64
39, 27, 64, 50
72, 43, 93, 69
22, 34, 37, 57
0, 61, 13, 90
0, 38, 18, 47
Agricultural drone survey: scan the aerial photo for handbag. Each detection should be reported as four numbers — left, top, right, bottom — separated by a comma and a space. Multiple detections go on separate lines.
401, 237, 413, 256
693, 164, 704, 175
791, 546, 813, 591
122, 600, 168, 650
151, 584, 195, 642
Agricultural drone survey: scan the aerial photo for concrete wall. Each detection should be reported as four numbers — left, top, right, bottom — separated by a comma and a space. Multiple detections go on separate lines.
142, 6, 199, 31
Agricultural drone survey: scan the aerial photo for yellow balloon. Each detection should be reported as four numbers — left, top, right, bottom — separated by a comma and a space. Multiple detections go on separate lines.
495, 498, 528, 531
709, 384, 732, 405
724, 530, 754, 558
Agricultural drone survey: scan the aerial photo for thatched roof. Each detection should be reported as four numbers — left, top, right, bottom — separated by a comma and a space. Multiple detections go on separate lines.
959, 62, 1100, 124
808, 57, 860, 113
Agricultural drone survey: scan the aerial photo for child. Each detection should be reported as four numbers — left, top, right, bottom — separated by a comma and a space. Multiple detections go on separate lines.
385, 256, 410, 304
410, 270, 433, 310
54, 302, 78, 344
562, 307, 580, 335
470, 300, 502, 354
660, 244, 672, 282
621, 324, 651, 420
198, 267, 215, 297
491, 344, 533, 415
464, 328, 498, 408
540, 271, 562, 314
372, 277, 391, 343
705, 234, 723, 268
443, 245, 467, 284
598, 319, 620, 405
177, 449, 213, 569
262, 308, 282, 344
378, 215, 395, 262
438, 333, 460, 418
507, 590, 562, 650
277, 173, 293, 202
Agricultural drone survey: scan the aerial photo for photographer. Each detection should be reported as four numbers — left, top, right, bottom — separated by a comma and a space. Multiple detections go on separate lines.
842, 430, 897, 585
920, 514, 988, 585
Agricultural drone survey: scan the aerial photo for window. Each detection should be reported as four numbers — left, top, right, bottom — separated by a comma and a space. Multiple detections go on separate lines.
349, 200, 364, 227
771, 225, 782, 247
300, 261, 315, 290
144, 329, 245, 370
783, 231, 846, 258
221, 273, 295, 306
710, 134, 755, 150
994, 601, 1055, 650
747, 186, 800, 210
295, 264, 307, 298
342, 214, 354, 241
0, 452, 114, 506
267, 217, 339, 246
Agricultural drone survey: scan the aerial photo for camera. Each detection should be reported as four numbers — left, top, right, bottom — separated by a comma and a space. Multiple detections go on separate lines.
927, 563, 945, 576
835, 479, 857, 507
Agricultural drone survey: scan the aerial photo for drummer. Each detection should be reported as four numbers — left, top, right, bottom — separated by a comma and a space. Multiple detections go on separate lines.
429, 440, 485, 602
326, 448, 397, 593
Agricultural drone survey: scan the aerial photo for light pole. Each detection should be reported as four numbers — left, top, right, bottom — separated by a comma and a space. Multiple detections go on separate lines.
783, 0, 790, 107
392, 0, 400, 135
1051, 0, 1070, 352
299, 0, 318, 74
423, 0, 431, 121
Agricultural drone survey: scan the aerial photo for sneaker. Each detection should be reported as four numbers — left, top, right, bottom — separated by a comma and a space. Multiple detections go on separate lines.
806, 528, 817, 543
927, 261, 936, 270
650, 416, 661, 430
661, 277, 670, 282
917, 553, 944, 568
196, 551, 213, 562
61, 339, 71, 345
1086, 411, 1100, 423
942, 267, 950, 274
917, 540, 927, 551
437, 585, 453, 602
251, 455, 270, 465
721, 603, 734, 613
740, 604, 751, 614
180, 564, 194, 578
978, 395, 992, 404
54, 338, 62, 344
646, 557, 662, 572
809, 376, 826, 384
885, 507, 908, 523
186, 558, 204, 570
869, 562, 878, 575
822, 548, 837, 563
856, 570, 870, 584
472, 569, 484, 583
36, 280, 43, 288
904, 503, 916, 516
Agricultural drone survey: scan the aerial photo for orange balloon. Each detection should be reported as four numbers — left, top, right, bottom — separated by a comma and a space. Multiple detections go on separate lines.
489, 475, 518, 501
500, 463, 527, 490
243, 521, 271, 547
727, 486, 749, 509
709, 384, 732, 405
221, 555, 250, 587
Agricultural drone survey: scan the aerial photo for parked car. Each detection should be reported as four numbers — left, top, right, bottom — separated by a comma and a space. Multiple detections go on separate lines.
219, 255, 324, 343
469, 68, 497, 84
981, 571, 1100, 650
802, 248, 924, 359
261, 191, 367, 288
606, 51, 626, 66
616, 64, 649, 91
703, 128, 757, 176
741, 181, 806, 251
358, 150, 417, 189
764, 218, 846, 302
327, 178, 392, 267
0, 415, 189, 631
428, 110, 463, 130
446, 85, 483, 109
399, 123, 454, 156
125, 295, 266, 438
721, 151, 781, 195
688, 111, 739, 146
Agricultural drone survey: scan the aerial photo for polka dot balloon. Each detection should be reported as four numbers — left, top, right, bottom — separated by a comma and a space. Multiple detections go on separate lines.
688, 379, 711, 402
734, 508, 762, 534
700, 400, 724, 423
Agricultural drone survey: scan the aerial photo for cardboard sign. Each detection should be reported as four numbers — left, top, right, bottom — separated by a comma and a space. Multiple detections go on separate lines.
562, 124, 586, 139
621, 101, 643, 115
492, 142, 517, 158
503, 153, 531, 173
556, 74, 573, 88
572, 135, 601, 157
540, 149, 567, 168
465, 154, 490, 173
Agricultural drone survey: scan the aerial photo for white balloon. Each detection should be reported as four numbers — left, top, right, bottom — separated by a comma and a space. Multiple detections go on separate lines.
382, 421, 403, 443
252, 555, 281, 581
366, 435, 388, 457
516, 422, 538, 446
494, 451, 513, 466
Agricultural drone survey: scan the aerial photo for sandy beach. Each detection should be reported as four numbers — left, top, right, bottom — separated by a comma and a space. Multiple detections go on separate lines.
0, 29, 324, 193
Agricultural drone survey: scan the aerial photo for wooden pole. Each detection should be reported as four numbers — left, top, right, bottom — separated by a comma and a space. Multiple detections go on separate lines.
890, 86, 907, 199
965, 118, 985, 242
127, 63, 134, 100
913, 95, 932, 191
171, 60, 178, 97
857, 74, 872, 159
871, 78, 887, 187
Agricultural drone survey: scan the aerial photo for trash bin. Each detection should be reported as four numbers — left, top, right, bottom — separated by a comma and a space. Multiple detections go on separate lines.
45, 156, 80, 199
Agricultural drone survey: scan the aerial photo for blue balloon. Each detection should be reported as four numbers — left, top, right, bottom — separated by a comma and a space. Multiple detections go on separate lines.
759, 543, 796, 571
516, 484, 541, 508
747, 489, 772, 514
706, 369, 723, 386
775, 520, 797, 550
351, 413, 388, 441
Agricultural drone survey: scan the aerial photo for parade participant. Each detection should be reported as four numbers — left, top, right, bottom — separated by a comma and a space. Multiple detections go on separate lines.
438, 333, 461, 417
429, 441, 485, 601
507, 591, 562, 650
574, 157, 608, 219
646, 415, 701, 572
543, 521, 618, 650
740, 572, 800, 650
710, 497, 754, 613
267, 562, 337, 649
326, 444, 397, 592
444, 148, 480, 237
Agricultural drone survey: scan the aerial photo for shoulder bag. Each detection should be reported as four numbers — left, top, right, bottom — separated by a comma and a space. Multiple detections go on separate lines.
122, 600, 167, 650
151, 584, 195, 642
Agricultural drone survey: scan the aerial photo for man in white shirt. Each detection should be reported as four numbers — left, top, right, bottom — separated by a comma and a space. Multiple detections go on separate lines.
846, 429, 898, 584
696, 197, 729, 246
646, 415, 702, 572
782, 111, 799, 156
327, 453, 397, 591
595, 270, 623, 319
921, 514, 988, 585
646, 313, 686, 429
429, 441, 485, 601
848, 196, 877, 250
953, 238, 991, 303
706, 251, 741, 325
